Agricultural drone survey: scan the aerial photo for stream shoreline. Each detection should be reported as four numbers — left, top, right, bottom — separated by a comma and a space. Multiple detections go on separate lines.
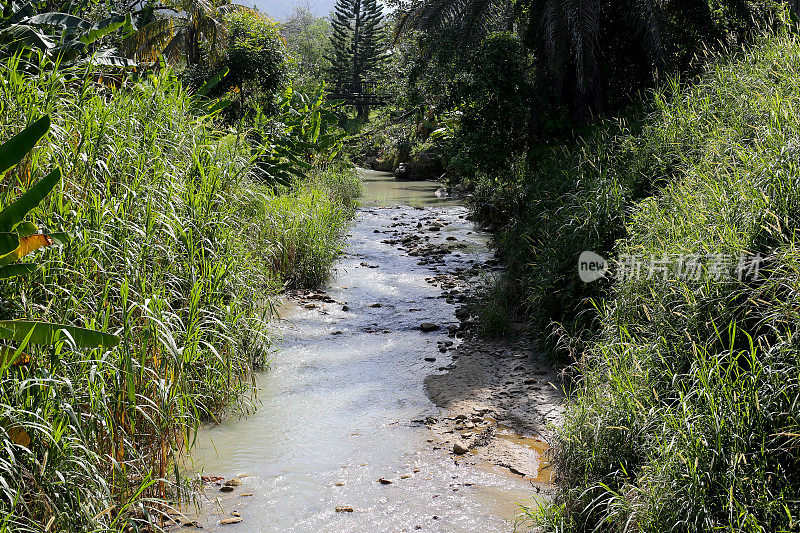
381, 207, 564, 488
183, 174, 564, 531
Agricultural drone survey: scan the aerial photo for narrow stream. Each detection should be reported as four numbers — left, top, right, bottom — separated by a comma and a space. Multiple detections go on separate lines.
183, 170, 539, 531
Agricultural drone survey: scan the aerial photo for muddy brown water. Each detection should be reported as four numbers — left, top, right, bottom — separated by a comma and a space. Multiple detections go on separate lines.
180, 170, 546, 531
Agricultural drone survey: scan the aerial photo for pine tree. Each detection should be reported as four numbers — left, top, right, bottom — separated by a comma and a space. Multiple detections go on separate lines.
326, 0, 385, 117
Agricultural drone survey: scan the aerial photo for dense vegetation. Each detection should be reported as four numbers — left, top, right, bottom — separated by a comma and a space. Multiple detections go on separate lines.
5, 0, 800, 528
358, 0, 800, 530
0, 2, 358, 530
505, 32, 800, 531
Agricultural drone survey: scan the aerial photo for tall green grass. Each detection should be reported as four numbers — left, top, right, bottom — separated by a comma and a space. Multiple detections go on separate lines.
256, 167, 360, 288
503, 31, 800, 531
0, 56, 357, 531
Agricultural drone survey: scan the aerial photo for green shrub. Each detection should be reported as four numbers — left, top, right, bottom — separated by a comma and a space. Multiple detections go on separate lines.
223, 10, 287, 110
183, 10, 288, 118
447, 32, 531, 178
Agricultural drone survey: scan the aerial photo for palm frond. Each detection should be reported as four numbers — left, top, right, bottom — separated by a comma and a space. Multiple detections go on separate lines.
160, 29, 184, 62
395, 0, 511, 44
121, 18, 178, 61
565, 0, 600, 98
628, 0, 667, 69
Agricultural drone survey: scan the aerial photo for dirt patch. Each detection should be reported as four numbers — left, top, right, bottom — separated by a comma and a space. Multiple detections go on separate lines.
422, 332, 563, 490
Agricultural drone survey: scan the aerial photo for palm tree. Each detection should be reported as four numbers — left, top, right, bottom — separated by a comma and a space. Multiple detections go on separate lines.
394, 0, 513, 48
121, 0, 250, 65
395, 0, 778, 115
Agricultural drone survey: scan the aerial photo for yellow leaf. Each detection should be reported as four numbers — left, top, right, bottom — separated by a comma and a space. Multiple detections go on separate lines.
0, 346, 30, 366
13, 233, 53, 260
7, 426, 30, 447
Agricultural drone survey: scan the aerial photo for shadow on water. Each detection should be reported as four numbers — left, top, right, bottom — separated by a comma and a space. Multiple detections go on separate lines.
179, 170, 543, 532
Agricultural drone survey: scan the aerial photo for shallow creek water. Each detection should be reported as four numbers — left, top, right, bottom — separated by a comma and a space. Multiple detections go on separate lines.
182, 170, 543, 531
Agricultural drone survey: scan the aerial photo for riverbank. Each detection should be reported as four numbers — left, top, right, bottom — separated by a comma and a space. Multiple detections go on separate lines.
471, 33, 800, 531
182, 171, 559, 531
376, 212, 564, 482
0, 65, 359, 530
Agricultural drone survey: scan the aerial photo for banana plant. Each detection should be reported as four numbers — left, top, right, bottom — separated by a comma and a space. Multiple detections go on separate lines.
0, 116, 118, 351
190, 66, 232, 116
0, 1, 136, 67
252, 83, 346, 186
279, 84, 346, 161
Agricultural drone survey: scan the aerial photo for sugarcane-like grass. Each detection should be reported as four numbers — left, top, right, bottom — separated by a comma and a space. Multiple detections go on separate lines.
494, 31, 800, 532
0, 57, 359, 531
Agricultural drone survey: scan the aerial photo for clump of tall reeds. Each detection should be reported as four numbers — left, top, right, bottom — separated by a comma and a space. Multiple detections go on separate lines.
0, 55, 357, 531
252, 166, 361, 289
517, 30, 800, 531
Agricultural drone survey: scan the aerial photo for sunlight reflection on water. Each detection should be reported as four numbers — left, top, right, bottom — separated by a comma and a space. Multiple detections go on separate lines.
181, 170, 540, 532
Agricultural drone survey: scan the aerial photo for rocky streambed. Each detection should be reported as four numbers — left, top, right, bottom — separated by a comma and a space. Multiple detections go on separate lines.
176, 172, 562, 532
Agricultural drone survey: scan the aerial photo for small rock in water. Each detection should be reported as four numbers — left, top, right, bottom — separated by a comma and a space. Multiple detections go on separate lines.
341, 305, 349, 311
453, 442, 469, 455
336, 506, 354, 513
220, 516, 243, 525
370, 303, 383, 308
224, 478, 241, 487
424, 357, 436, 362
377, 477, 393, 484
420, 323, 439, 332
219, 486, 235, 492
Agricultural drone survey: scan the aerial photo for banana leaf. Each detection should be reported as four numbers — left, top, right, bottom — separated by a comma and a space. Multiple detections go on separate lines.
0, 264, 36, 279
0, 320, 119, 349
196, 67, 229, 97
80, 13, 129, 45
83, 53, 137, 68
0, 233, 18, 257
0, 115, 49, 175
0, 167, 61, 233
24, 12, 91, 30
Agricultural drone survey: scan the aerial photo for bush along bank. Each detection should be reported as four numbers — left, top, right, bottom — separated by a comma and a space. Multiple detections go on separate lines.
473, 32, 800, 531
0, 58, 358, 531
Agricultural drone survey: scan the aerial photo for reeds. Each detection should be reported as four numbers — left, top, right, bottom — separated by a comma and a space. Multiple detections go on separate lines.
0, 56, 358, 531
491, 31, 800, 531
